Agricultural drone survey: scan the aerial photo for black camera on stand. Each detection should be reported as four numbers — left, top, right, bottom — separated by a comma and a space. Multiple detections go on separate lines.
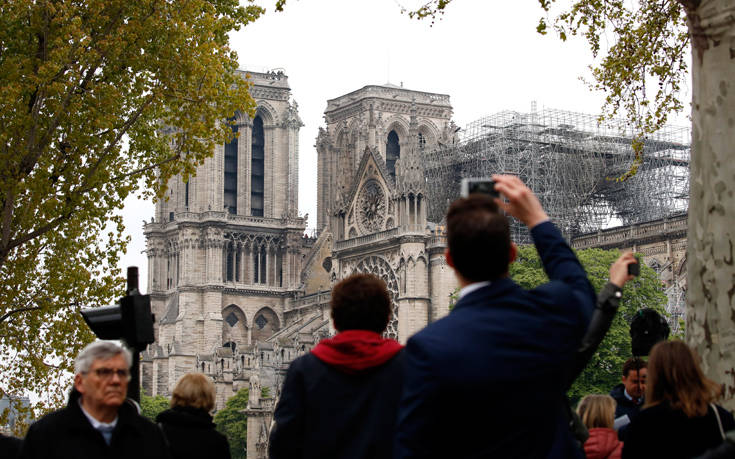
80, 267, 155, 403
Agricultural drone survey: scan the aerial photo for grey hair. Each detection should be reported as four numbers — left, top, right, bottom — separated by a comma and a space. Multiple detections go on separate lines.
74, 341, 133, 375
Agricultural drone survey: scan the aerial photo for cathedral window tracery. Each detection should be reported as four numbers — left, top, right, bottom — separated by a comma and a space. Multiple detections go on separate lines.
357, 180, 386, 233
354, 256, 399, 340
251, 116, 265, 216
224, 120, 238, 214
386, 130, 400, 180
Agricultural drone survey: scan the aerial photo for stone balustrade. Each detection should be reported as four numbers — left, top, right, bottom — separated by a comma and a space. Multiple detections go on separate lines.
333, 225, 431, 252
146, 210, 305, 231
571, 213, 687, 250
334, 228, 399, 251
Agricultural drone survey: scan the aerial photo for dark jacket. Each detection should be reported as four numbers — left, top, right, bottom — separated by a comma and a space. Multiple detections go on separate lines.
610, 383, 643, 440
622, 401, 735, 459
19, 390, 170, 459
269, 351, 404, 459
610, 384, 643, 421
0, 433, 22, 459
395, 221, 596, 459
156, 406, 230, 459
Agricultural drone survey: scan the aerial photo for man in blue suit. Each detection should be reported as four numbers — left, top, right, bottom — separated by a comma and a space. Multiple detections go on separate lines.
395, 175, 596, 458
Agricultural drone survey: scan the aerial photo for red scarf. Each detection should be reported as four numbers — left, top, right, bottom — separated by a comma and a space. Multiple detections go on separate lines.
311, 330, 403, 373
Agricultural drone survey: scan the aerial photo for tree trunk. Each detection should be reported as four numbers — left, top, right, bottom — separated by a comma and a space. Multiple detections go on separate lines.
684, 0, 735, 410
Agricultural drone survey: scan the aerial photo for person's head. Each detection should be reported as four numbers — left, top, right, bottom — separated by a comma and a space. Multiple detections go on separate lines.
646, 340, 720, 417
445, 194, 514, 283
577, 394, 616, 429
622, 357, 648, 399
171, 373, 216, 412
73, 341, 133, 410
330, 273, 392, 333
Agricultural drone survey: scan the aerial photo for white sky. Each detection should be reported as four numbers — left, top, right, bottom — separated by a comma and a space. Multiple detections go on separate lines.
117, 0, 691, 293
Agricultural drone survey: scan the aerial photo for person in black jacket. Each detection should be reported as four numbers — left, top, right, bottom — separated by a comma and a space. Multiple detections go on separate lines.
269, 273, 403, 459
18, 341, 169, 459
610, 357, 647, 439
156, 373, 230, 459
622, 340, 735, 458
0, 432, 22, 459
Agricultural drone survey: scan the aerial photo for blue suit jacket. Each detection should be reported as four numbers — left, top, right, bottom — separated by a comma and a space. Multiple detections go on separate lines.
395, 222, 596, 459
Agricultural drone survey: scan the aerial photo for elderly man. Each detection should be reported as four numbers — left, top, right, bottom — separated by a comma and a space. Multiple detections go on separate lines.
19, 341, 169, 459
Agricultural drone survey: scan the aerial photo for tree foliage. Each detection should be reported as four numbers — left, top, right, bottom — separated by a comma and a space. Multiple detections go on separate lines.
140, 394, 170, 422
509, 246, 667, 402
214, 388, 249, 459
0, 0, 263, 415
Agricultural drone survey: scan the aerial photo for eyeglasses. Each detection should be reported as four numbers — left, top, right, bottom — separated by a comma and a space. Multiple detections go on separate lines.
86, 368, 130, 380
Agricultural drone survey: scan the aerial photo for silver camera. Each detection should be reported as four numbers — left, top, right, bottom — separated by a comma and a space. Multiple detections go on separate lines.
460, 178, 499, 198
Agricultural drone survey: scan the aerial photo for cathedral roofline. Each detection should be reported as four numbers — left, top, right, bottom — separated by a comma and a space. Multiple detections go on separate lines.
325, 85, 451, 113
235, 69, 290, 90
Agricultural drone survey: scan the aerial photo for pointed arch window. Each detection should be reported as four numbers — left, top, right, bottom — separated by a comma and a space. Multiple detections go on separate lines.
253, 245, 267, 284
224, 121, 238, 214
251, 116, 265, 217
225, 242, 235, 282
386, 130, 400, 179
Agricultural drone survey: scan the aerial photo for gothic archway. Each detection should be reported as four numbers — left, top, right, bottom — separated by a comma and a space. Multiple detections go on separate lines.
251, 307, 280, 343
354, 256, 400, 340
222, 305, 248, 349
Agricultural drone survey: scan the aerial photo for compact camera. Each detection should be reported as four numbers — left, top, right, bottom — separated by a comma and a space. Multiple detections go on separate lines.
460, 178, 499, 198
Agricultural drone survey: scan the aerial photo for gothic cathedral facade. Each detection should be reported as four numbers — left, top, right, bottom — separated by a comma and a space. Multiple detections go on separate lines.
143, 72, 458, 458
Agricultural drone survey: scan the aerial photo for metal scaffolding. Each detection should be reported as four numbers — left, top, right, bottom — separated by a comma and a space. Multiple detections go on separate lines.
423, 108, 690, 243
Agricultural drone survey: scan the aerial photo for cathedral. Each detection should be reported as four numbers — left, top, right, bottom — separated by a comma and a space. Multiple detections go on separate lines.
141, 70, 459, 457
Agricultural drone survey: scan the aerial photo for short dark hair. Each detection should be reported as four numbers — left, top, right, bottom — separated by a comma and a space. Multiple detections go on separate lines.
446, 194, 511, 282
623, 357, 648, 377
331, 274, 392, 333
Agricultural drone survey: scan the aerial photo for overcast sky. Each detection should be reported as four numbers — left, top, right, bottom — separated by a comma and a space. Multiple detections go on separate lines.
117, 0, 691, 292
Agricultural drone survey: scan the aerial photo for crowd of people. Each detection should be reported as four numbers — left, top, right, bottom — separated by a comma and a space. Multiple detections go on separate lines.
4, 175, 735, 459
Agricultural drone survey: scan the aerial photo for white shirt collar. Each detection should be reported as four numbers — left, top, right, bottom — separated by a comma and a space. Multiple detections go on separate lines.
457, 281, 492, 301
78, 397, 118, 430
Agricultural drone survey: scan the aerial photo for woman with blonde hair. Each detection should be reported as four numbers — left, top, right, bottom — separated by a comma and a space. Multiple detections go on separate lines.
156, 372, 230, 459
577, 394, 623, 459
622, 340, 735, 458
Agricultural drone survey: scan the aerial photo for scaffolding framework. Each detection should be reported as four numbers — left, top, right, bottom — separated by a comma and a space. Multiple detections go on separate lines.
423, 108, 690, 243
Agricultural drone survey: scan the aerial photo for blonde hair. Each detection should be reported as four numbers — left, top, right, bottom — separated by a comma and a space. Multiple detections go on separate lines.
577, 394, 616, 429
171, 373, 216, 411
645, 340, 721, 417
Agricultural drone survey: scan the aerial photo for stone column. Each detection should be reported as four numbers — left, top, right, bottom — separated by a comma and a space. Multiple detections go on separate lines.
244, 243, 252, 284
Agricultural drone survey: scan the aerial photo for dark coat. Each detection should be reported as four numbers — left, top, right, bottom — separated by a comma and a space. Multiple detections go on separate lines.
269, 351, 404, 459
610, 384, 643, 421
395, 221, 596, 459
0, 433, 22, 459
622, 401, 735, 459
609, 383, 644, 441
156, 406, 230, 459
18, 391, 170, 459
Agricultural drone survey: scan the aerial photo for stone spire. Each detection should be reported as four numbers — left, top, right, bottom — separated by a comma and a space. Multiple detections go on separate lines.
396, 99, 425, 196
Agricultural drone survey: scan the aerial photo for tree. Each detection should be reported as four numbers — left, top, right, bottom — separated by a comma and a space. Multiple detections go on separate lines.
406, 0, 735, 411
0, 0, 264, 416
509, 246, 668, 402
214, 388, 249, 459
140, 394, 170, 422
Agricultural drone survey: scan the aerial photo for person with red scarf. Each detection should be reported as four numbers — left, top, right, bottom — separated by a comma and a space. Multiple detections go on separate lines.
268, 273, 404, 459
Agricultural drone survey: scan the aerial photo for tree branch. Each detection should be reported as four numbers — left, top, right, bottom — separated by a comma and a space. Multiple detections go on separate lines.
0, 306, 42, 324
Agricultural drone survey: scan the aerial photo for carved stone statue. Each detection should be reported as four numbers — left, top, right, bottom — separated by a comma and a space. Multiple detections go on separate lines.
249, 373, 261, 408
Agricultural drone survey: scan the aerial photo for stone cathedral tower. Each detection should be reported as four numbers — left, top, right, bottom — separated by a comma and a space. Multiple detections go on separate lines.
313, 84, 460, 341
142, 70, 309, 409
